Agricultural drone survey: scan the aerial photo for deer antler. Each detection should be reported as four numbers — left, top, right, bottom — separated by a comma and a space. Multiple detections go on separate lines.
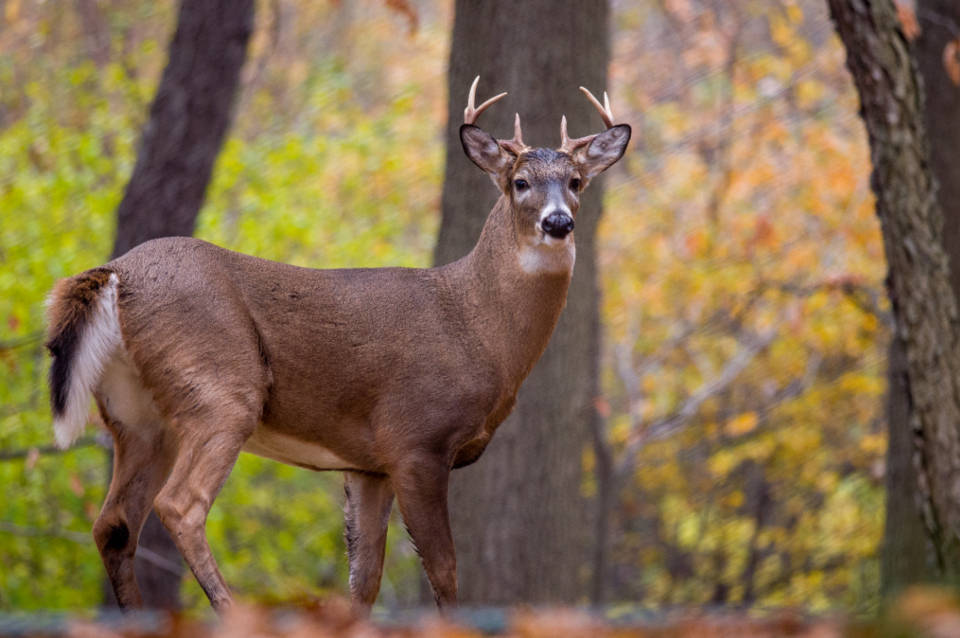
559, 86, 616, 153
464, 76, 529, 155
464, 76, 507, 125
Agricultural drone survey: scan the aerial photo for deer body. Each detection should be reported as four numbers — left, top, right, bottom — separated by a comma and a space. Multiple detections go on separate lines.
99, 197, 569, 474
45, 79, 629, 611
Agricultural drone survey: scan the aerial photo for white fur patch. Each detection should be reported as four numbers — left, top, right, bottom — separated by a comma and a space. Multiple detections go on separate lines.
52, 273, 123, 449
518, 239, 576, 275
98, 350, 163, 439
243, 428, 355, 471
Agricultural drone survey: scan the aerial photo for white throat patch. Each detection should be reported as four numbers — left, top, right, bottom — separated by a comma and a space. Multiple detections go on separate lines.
518, 238, 576, 275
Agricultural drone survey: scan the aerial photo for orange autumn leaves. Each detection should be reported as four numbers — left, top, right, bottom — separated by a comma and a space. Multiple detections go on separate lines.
599, 2, 886, 609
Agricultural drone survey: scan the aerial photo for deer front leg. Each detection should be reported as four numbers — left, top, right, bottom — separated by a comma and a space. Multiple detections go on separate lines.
343, 471, 394, 612
390, 458, 457, 608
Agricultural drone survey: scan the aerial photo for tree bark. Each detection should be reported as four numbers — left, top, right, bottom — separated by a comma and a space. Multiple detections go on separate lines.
882, 337, 934, 592
110, 0, 253, 259
829, 0, 960, 585
437, 0, 610, 604
103, 0, 254, 608
882, 0, 960, 593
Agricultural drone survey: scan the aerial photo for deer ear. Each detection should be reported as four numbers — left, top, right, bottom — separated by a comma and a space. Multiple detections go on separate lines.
574, 124, 631, 182
461, 124, 515, 184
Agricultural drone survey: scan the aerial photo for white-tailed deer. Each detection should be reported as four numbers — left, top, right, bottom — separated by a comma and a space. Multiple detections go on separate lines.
45, 78, 630, 611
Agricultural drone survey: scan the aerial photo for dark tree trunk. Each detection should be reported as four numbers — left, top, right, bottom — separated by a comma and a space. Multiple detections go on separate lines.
917, 1, 960, 299
829, 0, 960, 585
110, 0, 253, 259
883, 0, 960, 594
103, 0, 254, 609
882, 337, 934, 593
437, 0, 611, 604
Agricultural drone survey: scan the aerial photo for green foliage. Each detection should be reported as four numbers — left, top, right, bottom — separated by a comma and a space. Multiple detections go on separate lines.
0, 0, 445, 610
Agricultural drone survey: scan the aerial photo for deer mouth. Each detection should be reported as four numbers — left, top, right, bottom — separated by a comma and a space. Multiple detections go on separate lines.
538, 228, 572, 246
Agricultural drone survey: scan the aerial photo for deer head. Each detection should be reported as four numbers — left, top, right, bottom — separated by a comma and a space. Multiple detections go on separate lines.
459, 77, 631, 248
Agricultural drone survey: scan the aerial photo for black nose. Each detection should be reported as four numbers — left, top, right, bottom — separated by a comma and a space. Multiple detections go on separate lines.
541, 212, 575, 239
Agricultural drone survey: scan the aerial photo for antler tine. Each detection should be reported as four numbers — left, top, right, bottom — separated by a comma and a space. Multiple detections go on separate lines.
578, 86, 615, 129
512, 112, 524, 146
464, 75, 508, 125
499, 112, 529, 155
559, 114, 571, 149
559, 86, 617, 153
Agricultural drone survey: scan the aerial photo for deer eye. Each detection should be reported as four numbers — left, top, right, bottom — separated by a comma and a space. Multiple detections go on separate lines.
514, 179, 529, 192
569, 178, 581, 191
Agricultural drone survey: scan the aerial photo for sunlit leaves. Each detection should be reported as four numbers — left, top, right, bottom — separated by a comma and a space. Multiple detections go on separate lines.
602, 0, 885, 611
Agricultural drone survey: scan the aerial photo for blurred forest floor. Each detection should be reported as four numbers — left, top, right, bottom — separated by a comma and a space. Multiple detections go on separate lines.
7, 587, 960, 638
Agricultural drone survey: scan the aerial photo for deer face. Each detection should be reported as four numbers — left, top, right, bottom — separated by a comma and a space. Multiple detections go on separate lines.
460, 123, 631, 247
509, 149, 580, 244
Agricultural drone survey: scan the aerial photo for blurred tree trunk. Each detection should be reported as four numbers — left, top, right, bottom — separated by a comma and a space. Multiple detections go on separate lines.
103, 0, 254, 609
882, 0, 960, 594
110, 0, 253, 259
436, 0, 610, 604
829, 0, 960, 587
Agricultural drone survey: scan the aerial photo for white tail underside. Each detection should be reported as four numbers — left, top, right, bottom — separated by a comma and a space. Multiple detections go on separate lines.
51, 273, 122, 449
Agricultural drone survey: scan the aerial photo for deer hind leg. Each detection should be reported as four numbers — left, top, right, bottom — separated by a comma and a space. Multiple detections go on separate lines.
343, 471, 394, 612
93, 408, 176, 609
153, 413, 255, 613
390, 458, 457, 608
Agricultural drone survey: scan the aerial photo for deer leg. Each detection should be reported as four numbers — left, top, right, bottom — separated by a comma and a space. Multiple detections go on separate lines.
93, 420, 175, 609
153, 424, 251, 613
390, 459, 457, 608
343, 471, 394, 612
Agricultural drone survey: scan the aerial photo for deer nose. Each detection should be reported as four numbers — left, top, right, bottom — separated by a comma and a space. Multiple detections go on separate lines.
541, 211, 575, 239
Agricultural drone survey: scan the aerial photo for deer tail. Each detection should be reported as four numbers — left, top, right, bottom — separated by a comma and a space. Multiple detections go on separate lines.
45, 268, 122, 448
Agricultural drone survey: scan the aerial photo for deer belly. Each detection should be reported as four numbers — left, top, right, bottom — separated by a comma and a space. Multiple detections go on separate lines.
243, 428, 356, 471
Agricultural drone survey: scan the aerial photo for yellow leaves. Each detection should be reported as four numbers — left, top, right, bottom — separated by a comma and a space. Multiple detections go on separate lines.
708, 449, 739, 477
784, 3, 804, 26
859, 432, 886, 456
769, 12, 811, 66
838, 373, 883, 399
4, 0, 19, 23
722, 489, 744, 508
683, 228, 710, 258
598, 1, 887, 611
725, 412, 758, 436
608, 414, 632, 446
795, 78, 826, 110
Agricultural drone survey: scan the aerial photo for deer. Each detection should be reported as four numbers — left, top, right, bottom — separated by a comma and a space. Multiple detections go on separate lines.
44, 77, 630, 612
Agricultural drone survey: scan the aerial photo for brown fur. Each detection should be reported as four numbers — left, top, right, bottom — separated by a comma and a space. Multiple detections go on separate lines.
46, 91, 630, 613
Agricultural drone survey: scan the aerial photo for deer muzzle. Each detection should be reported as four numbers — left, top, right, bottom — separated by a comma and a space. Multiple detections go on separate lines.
541, 211, 575, 239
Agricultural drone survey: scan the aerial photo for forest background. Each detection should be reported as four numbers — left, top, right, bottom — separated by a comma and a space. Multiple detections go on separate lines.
0, 0, 902, 614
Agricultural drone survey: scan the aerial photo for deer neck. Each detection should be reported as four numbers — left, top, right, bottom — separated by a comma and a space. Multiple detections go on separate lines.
449, 196, 574, 387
